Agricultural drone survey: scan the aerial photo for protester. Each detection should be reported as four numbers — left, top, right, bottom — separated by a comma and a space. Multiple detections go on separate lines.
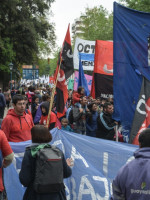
112, 128, 150, 200
11, 87, 16, 98
26, 86, 35, 104
39, 101, 57, 130
66, 89, 73, 109
31, 95, 39, 120
61, 118, 73, 132
72, 86, 85, 105
96, 102, 118, 140
0, 89, 6, 119
0, 130, 14, 199
19, 125, 72, 200
23, 95, 32, 117
3, 87, 11, 109
34, 94, 50, 124
1, 94, 34, 142
70, 96, 89, 135
86, 103, 98, 137
34, 89, 42, 103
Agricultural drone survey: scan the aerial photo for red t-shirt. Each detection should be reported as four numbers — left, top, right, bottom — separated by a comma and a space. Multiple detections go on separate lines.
39, 112, 57, 128
0, 130, 13, 191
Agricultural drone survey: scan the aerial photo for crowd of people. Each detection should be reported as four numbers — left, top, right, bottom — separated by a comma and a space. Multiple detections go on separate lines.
0, 84, 119, 141
0, 84, 150, 199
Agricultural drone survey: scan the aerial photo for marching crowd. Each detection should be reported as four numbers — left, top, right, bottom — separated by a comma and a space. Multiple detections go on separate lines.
0, 84, 119, 142
0, 84, 150, 199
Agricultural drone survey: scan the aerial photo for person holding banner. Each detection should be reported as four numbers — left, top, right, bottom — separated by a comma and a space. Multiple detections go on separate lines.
112, 128, 150, 200
71, 96, 89, 135
86, 103, 98, 137
96, 102, 118, 140
19, 125, 72, 200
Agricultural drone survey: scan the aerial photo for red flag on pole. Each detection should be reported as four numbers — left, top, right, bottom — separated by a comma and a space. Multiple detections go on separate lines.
54, 24, 74, 118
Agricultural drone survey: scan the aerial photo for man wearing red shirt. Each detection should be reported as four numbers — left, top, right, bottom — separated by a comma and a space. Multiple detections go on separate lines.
1, 94, 34, 142
0, 130, 14, 198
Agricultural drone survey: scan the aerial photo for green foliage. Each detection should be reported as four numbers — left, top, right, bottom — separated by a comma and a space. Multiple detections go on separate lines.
119, 0, 150, 12
38, 47, 61, 76
49, 48, 61, 75
0, 0, 56, 73
0, 38, 16, 71
73, 6, 113, 42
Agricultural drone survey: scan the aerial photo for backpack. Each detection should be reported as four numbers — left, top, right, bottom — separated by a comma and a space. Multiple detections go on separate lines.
33, 145, 64, 193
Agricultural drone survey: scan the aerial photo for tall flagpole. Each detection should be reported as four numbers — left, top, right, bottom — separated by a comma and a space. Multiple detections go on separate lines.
46, 58, 62, 127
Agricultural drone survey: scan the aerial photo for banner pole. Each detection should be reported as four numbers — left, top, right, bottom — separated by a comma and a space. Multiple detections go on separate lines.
115, 125, 118, 142
46, 58, 62, 127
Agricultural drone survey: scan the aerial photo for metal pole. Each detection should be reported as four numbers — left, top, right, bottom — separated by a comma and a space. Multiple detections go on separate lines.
115, 125, 118, 142
14, 73, 15, 89
10, 71, 12, 91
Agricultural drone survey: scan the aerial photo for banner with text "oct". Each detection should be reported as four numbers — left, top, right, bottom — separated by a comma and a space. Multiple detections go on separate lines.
73, 37, 95, 71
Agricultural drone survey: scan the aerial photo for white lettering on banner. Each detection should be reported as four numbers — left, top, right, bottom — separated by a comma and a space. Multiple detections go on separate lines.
52, 140, 65, 154
103, 152, 108, 177
70, 177, 77, 200
58, 73, 65, 82
101, 94, 113, 98
82, 61, 94, 66
77, 43, 95, 54
78, 175, 97, 200
65, 184, 71, 200
103, 64, 113, 74
71, 146, 89, 168
13, 152, 25, 173
136, 95, 146, 115
67, 49, 73, 58
93, 176, 109, 200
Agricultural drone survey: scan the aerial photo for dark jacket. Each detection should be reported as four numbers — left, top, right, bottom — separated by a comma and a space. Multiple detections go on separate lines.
0, 93, 6, 108
72, 103, 87, 134
112, 148, 150, 200
31, 103, 38, 120
19, 145, 72, 200
86, 111, 98, 137
96, 111, 116, 140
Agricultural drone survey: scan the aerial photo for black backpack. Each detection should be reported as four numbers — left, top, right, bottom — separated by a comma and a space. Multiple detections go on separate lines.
33, 145, 64, 193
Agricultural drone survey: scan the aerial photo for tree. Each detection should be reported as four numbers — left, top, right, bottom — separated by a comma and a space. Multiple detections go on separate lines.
38, 48, 61, 76
0, 0, 56, 72
72, 6, 113, 42
119, 0, 150, 12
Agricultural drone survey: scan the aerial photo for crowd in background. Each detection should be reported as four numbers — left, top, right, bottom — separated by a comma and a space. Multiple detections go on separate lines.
0, 83, 122, 142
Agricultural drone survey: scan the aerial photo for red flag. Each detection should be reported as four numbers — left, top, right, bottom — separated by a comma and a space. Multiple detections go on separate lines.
54, 24, 74, 118
130, 77, 150, 144
91, 40, 113, 99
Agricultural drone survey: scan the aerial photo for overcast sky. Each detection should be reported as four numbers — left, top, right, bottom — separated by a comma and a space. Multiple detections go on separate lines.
51, 0, 119, 47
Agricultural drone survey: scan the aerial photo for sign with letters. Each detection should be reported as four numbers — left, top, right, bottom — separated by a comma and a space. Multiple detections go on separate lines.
73, 37, 95, 71
22, 65, 39, 80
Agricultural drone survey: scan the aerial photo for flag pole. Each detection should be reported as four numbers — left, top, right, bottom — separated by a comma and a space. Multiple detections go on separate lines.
46, 58, 62, 127
115, 124, 118, 142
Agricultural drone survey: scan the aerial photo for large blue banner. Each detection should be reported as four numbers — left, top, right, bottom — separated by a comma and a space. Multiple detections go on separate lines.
113, 2, 150, 140
4, 128, 138, 200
